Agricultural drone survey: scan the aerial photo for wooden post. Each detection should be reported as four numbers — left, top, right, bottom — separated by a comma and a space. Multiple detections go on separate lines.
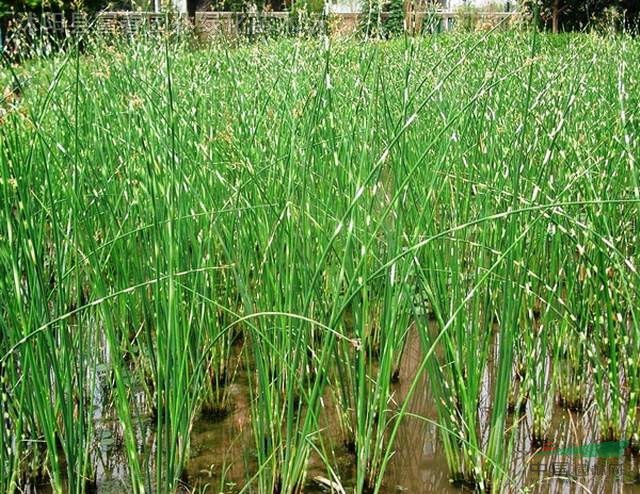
552, 0, 560, 33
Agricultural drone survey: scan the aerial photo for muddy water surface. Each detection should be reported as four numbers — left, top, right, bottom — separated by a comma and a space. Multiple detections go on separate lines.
27, 330, 640, 494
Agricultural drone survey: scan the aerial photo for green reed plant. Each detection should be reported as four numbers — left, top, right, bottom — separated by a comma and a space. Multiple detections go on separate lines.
1, 28, 639, 494
0, 49, 98, 494
523, 231, 564, 445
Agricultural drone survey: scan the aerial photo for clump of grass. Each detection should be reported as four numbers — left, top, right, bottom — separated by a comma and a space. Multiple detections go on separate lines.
1, 27, 640, 494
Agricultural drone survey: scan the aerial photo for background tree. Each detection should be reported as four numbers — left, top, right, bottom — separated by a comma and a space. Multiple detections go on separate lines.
383, 0, 404, 36
1, 0, 116, 13
521, 0, 638, 32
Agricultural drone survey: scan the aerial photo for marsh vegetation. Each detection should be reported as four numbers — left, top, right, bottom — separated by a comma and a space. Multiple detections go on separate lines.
1, 30, 639, 493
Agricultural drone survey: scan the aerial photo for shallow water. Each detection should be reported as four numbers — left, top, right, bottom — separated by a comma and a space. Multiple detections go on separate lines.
184, 329, 640, 493
24, 329, 640, 493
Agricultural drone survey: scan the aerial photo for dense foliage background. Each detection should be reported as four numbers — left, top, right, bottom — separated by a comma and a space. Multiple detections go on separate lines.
0, 1, 639, 49
0, 0, 130, 13
355, 0, 640, 38
522, 0, 639, 32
